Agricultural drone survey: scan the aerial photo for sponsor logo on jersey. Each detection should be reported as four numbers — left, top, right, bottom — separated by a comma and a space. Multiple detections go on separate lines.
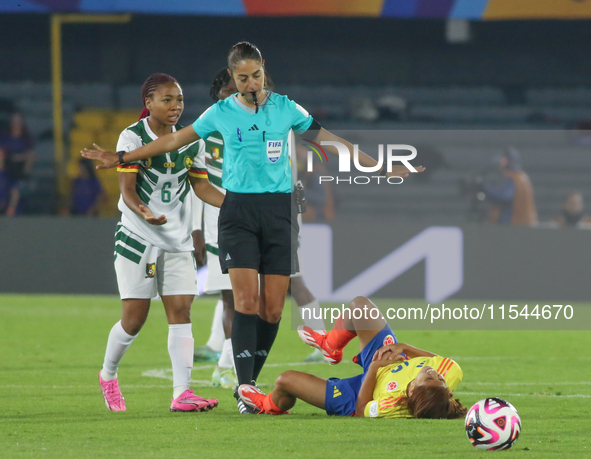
145, 263, 156, 278
211, 148, 220, 160
383, 335, 395, 346
163, 162, 175, 168
267, 140, 282, 163
141, 158, 152, 168
386, 381, 399, 392
184, 157, 194, 169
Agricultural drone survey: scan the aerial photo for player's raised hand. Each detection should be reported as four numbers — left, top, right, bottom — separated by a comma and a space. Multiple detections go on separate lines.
387, 165, 426, 178
139, 204, 167, 226
81, 144, 119, 169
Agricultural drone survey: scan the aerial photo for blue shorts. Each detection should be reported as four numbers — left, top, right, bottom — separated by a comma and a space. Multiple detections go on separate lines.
324, 325, 398, 416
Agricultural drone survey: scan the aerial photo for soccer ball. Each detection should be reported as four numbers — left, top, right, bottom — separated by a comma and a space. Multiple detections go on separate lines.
465, 398, 521, 450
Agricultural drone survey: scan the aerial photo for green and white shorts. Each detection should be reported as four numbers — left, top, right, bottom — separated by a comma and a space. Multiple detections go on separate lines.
114, 225, 197, 299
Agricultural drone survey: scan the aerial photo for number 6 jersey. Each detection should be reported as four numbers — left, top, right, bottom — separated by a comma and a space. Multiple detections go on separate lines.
115, 118, 208, 252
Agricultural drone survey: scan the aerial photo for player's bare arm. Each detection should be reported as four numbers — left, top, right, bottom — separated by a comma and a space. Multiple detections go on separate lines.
189, 176, 225, 208
82, 125, 201, 169
118, 169, 167, 225
373, 343, 437, 361
354, 350, 397, 417
312, 128, 425, 178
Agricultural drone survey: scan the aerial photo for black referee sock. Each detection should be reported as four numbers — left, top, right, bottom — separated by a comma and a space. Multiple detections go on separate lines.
252, 316, 281, 383
231, 311, 258, 386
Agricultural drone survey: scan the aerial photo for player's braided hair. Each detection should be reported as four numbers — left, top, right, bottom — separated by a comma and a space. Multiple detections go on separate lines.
227, 41, 263, 70
138, 73, 178, 120
210, 68, 232, 102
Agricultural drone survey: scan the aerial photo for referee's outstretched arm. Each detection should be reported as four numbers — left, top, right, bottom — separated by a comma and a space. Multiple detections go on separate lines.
82, 125, 200, 170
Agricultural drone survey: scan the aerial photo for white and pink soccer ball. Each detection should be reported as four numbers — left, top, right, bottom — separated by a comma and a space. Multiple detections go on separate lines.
465, 398, 521, 450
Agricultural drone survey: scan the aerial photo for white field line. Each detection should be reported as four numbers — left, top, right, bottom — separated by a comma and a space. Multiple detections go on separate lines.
462, 381, 591, 386
1, 385, 589, 398
190, 360, 328, 371
455, 392, 591, 398
449, 356, 591, 361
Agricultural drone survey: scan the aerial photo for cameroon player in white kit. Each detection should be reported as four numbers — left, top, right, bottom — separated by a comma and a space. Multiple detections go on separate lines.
94, 74, 225, 412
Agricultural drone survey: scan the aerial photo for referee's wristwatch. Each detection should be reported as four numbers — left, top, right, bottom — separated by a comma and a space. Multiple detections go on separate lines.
117, 151, 126, 165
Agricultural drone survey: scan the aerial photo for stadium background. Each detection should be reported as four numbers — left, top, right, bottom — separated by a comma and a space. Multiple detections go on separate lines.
1, 2, 591, 458
1, 1, 590, 303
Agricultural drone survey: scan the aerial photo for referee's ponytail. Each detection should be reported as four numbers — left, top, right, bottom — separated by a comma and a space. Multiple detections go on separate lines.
139, 73, 178, 120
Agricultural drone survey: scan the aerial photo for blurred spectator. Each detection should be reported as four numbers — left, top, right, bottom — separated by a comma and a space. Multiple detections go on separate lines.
552, 191, 591, 228
484, 147, 538, 226
0, 112, 35, 216
349, 96, 379, 122
376, 94, 408, 121
70, 158, 105, 216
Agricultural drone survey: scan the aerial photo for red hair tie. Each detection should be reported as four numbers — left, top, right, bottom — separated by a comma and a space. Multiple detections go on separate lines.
138, 108, 150, 120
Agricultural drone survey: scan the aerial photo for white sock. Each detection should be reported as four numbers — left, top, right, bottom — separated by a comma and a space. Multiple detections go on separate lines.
168, 323, 194, 399
218, 338, 234, 369
299, 300, 326, 331
205, 298, 225, 352
101, 321, 138, 381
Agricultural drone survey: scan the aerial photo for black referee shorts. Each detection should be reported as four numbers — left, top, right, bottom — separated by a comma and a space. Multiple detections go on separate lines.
218, 191, 299, 276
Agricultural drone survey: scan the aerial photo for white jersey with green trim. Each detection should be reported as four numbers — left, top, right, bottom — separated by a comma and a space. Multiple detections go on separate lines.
116, 118, 207, 253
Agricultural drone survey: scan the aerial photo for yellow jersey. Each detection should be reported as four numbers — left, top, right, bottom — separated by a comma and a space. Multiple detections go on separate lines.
364, 356, 463, 418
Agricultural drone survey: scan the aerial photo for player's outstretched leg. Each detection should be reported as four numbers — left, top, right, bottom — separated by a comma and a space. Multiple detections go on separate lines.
238, 384, 287, 415
298, 296, 389, 363
238, 370, 327, 414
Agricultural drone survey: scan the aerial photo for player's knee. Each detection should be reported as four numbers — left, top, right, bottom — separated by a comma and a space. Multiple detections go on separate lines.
121, 318, 145, 335
171, 311, 191, 324
234, 291, 258, 314
275, 371, 296, 391
265, 308, 282, 323
349, 296, 371, 312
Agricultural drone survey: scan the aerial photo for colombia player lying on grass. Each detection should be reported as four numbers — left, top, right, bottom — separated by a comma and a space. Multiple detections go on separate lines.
238, 296, 467, 418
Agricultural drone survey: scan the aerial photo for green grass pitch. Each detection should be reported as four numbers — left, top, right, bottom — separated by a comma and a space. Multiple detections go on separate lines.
1, 294, 590, 458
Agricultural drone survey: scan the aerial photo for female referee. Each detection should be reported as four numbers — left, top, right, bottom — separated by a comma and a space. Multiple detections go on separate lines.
97, 73, 225, 413
82, 42, 424, 414
238, 296, 467, 419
